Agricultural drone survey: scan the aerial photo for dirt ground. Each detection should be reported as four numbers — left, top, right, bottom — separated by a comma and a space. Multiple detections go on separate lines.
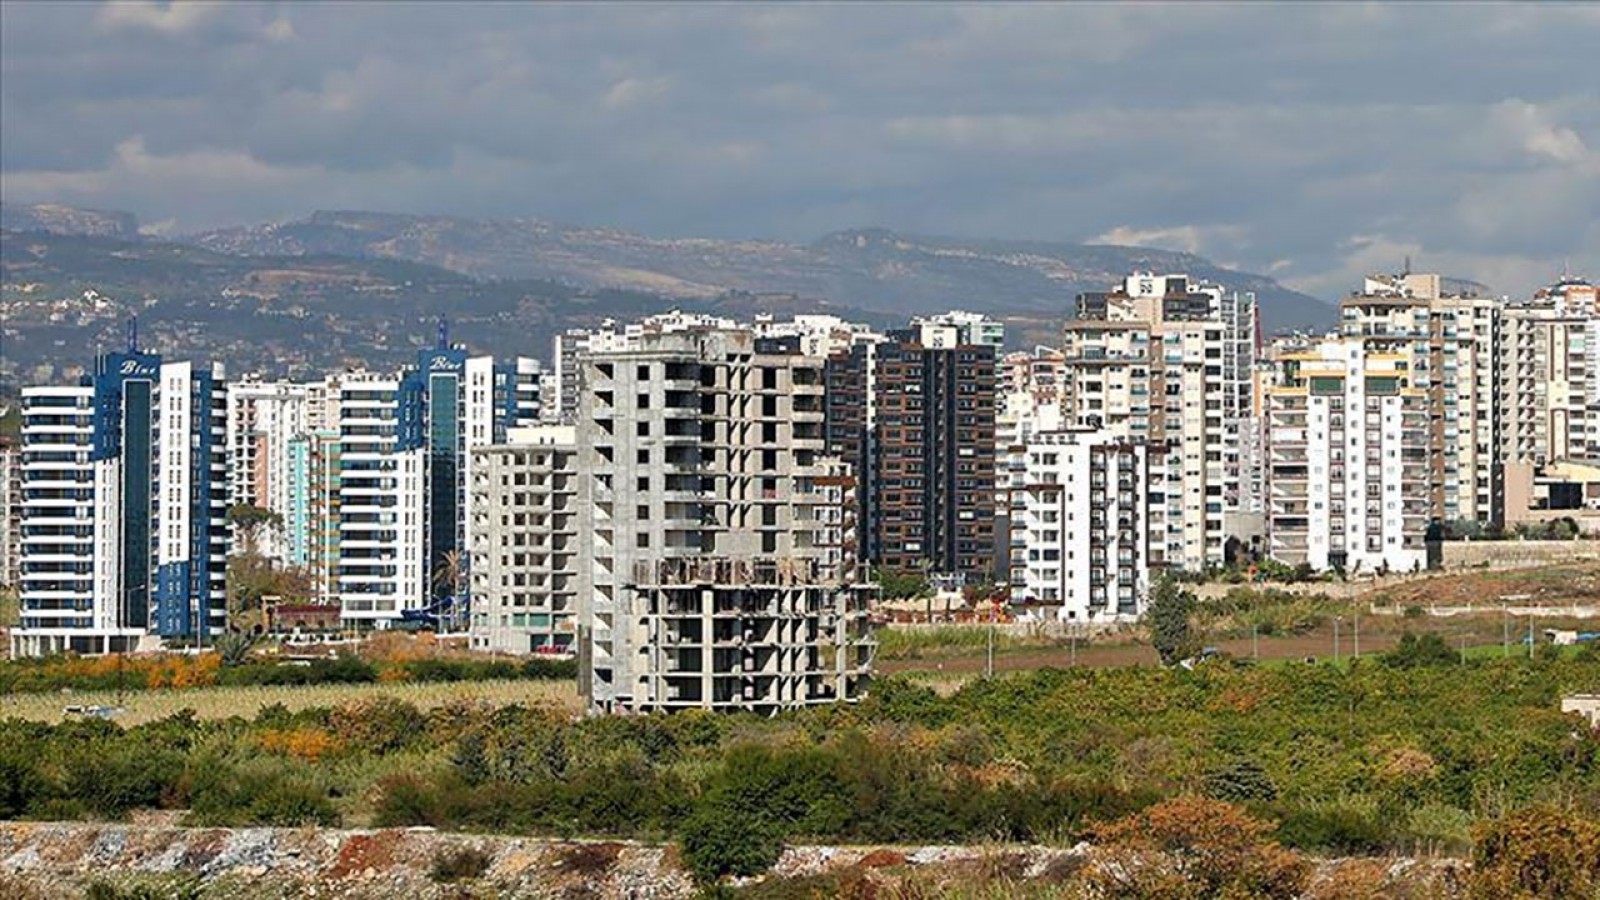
881, 613, 1581, 676
1372, 563, 1600, 609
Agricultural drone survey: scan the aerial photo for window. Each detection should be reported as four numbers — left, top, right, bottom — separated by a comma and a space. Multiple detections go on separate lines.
637, 476, 649, 491
637, 421, 650, 436
637, 393, 650, 409
637, 365, 651, 381
637, 505, 649, 518
637, 532, 650, 548
637, 449, 649, 464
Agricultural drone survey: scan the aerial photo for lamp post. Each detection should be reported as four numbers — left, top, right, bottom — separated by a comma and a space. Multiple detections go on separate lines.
1333, 615, 1342, 665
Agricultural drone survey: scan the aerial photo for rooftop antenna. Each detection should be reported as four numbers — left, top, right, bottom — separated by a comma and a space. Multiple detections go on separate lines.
126, 316, 138, 353
436, 315, 448, 350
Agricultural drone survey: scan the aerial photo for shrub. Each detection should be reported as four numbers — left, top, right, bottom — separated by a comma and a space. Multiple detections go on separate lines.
186, 756, 339, 827
1276, 801, 1392, 854
0, 748, 50, 819
1088, 797, 1309, 899
1471, 806, 1600, 899
1204, 758, 1278, 804
63, 745, 185, 819
679, 798, 784, 884
429, 846, 493, 883
1383, 632, 1458, 668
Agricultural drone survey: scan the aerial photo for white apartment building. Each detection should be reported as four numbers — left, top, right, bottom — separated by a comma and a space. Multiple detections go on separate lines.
1341, 273, 1500, 525
910, 310, 1005, 353
1062, 273, 1256, 572
577, 327, 873, 715
335, 373, 426, 624
468, 425, 580, 655
1009, 429, 1148, 620
15, 350, 228, 657
224, 379, 309, 560
1266, 337, 1431, 573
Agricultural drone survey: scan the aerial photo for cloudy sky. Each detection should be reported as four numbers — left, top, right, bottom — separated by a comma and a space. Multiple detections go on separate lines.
2, 1, 1596, 300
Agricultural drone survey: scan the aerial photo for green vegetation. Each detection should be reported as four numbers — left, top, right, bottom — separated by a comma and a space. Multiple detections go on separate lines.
874, 567, 931, 601
1, 652, 1595, 888
875, 624, 1064, 661
0, 585, 18, 628
1148, 576, 1199, 665
0, 651, 576, 695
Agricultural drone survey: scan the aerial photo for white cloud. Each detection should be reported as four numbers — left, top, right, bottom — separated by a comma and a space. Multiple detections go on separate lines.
1091, 224, 1248, 256
602, 76, 673, 111
94, 0, 220, 34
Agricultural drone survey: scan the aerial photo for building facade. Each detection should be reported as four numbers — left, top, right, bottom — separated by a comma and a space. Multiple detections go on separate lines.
577, 327, 873, 714
1266, 336, 1432, 573
826, 326, 998, 582
1008, 429, 1148, 620
1062, 273, 1258, 572
468, 425, 580, 654
14, 344, 228, 656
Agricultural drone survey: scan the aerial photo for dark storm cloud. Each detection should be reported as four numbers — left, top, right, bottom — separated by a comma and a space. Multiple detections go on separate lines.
2, 1, 1596, 298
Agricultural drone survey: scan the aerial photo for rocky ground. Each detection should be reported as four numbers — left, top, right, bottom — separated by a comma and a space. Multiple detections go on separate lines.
0, 822, 1470, 899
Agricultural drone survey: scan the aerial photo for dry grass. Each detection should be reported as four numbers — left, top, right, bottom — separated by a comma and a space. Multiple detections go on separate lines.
0, 677, 581, 725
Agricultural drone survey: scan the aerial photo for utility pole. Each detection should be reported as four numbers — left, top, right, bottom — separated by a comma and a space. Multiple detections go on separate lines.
1528, 614, 1535, 660
1503, 605, 1510, 658
1333, 616, 1341, 665
1252, 622, 1259, 661
1069, 622, 1077, 667
1353, 613, 1360, 660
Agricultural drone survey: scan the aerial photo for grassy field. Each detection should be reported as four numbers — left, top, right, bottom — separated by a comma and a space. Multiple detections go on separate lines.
0, 677, 581, 725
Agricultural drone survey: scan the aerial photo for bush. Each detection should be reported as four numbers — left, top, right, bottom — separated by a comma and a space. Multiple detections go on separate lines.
1383, 632, 1458, 668
679, 798, 784, 883
63, 745, 185, 819
1472, 806, 1600, 899
429, 846, 493, 883
1277, 801, 1392, 854
186, 756, 339, 827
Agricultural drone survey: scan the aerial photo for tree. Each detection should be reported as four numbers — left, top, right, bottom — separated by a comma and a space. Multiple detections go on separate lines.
875, 567, 930, 602
1382, 632, 1458, 669
432, 549, 465, 599
227, 504, 282, 557
1148, 574, 1199, 666
213, 631, 258, 668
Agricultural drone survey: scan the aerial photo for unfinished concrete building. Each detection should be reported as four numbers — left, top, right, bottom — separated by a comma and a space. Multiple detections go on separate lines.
576, 328, 874, 715
468, 425, 579, 655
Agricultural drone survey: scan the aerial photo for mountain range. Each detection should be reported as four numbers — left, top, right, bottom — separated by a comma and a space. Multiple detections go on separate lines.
3, 202, 1337, 381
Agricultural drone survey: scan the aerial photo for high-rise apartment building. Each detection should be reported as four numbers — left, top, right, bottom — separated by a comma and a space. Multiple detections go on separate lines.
1008, 428, 1148, 620
826, 324, 999, 581
468, 425, 580, 655
1339, 273, 1501, 527
1062, 273, 1258, 572
333, 339, 542, 627
224, 379, 309, 561
577, 327, 872, 714
0, 437, 20, 589
14, 341, 228, 656
1265, 335, 1433, 573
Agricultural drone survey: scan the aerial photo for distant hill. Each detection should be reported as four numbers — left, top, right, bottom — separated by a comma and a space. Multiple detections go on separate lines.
1, 203, 140, 239
189, 210, 1336, 332
0, 228, 885, 380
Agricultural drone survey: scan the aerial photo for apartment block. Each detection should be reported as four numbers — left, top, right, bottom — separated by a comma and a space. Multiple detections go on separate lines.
1008, 429, 1148, 620
468, 425, 580, 654
1062, 273, 1258, 572
577, 327, 873, 715
224, 378, 309, 561
826, 326, 998, 581
1340, 273, 1501, 526
14, 341, 228, 656
1266, 337, 1432, 573
0, 437, 19, 588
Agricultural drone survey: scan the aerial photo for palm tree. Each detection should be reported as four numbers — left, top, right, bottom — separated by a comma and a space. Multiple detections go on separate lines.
432, 550, 468, 632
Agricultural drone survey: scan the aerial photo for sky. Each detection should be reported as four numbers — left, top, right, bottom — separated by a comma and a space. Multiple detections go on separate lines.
2, 1, 1597, 301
